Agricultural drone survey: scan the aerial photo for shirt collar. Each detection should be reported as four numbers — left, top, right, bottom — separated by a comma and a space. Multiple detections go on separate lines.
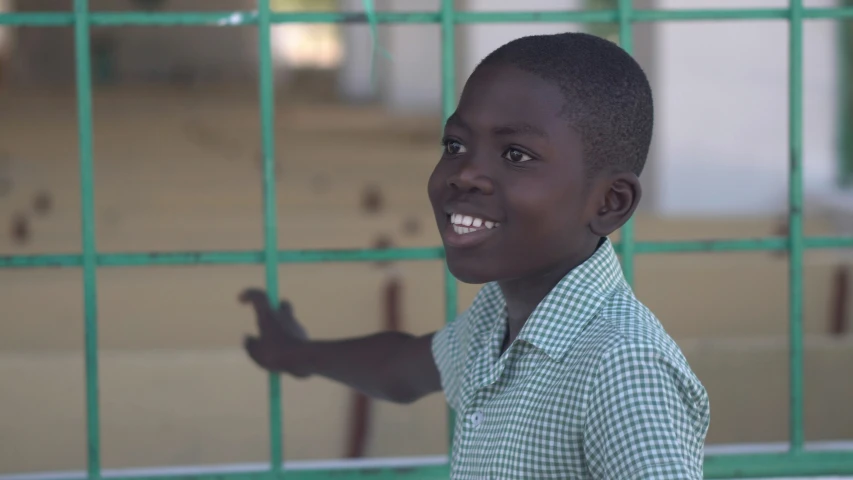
519, 237, 625, 360
472, 237, 626, 362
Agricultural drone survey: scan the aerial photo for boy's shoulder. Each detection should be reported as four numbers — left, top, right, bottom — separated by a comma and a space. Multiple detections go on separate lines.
592, 286, 684, 358
575, 287, 708, 405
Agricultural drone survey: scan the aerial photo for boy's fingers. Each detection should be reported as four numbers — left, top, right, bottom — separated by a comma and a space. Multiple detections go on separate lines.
243, 335, 260, 361
277, 301, 308, 340
239, 288, 277, 334
244, 335, 275, 370
239, 287, 267, 304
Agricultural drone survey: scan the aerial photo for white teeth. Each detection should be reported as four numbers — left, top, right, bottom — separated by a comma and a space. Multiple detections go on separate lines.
448, 212, 500, 232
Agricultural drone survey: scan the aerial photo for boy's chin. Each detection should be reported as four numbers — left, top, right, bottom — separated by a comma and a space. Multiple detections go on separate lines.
446, 258, 498, 285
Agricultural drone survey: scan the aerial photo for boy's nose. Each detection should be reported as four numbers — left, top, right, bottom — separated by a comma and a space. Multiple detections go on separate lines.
447, 160, 494, 195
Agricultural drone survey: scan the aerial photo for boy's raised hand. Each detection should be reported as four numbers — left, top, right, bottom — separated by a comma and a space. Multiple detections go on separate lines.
238, 287, 442, 403
239, 288, 311, 378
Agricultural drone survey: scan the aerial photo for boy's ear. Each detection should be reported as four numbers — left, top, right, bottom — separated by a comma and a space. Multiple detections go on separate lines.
589, 172, 642, 237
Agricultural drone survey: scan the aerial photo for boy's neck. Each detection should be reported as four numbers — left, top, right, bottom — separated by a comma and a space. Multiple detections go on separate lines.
498, 237, 604, 350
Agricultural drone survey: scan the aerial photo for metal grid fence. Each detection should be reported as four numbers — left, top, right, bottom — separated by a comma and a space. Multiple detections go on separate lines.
2, 1, 853, 478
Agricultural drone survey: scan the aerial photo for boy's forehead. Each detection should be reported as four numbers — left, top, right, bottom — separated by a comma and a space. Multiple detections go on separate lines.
455, 65, 567, 131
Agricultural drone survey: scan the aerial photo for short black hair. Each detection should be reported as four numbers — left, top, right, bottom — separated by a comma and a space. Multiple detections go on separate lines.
477, 32, 653, 177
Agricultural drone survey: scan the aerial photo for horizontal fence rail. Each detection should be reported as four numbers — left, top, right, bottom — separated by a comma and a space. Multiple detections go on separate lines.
1, 1, 852, 479
1, 236, 853, 269
3, 8, 853, 26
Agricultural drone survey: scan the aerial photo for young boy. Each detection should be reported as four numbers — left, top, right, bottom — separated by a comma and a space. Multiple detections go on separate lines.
239, 32, 710, 479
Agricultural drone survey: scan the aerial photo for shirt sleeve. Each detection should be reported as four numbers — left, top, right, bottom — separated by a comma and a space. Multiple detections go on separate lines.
584, 341, 710, 480
431, 313, 469, 411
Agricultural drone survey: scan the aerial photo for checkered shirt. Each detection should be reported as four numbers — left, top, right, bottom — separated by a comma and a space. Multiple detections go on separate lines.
432, 238, 710, 479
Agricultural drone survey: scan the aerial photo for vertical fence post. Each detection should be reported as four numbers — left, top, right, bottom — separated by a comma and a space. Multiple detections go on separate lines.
842, 0, 853, 187
440, 0, 458, 455
72, 0, 102, 478
788, 0, 805, 453
258, 0, 283, 475
616, 0, 636, 286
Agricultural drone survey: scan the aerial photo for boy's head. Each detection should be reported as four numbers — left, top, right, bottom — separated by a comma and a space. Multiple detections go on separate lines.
427, 32, 653, 284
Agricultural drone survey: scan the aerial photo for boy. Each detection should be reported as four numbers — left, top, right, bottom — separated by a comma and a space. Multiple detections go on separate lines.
239, 32, 710, 479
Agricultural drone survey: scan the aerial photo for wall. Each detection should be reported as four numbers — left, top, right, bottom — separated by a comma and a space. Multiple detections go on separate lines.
652, 0, 841, 216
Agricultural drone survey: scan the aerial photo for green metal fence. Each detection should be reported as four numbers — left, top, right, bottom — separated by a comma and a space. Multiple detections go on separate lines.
843, 0, 853, 187
1, 1, 853, 479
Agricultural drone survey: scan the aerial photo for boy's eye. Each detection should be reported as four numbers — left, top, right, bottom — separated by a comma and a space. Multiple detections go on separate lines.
443, 140, 467, 155
504, 148, 533, 163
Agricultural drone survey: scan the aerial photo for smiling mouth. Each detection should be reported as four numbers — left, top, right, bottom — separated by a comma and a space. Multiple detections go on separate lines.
448, 213, 501, 234
442, 212, 501, 248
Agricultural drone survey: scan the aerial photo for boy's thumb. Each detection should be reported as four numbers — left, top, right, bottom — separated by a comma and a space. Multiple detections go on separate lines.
244, 336, 263, 362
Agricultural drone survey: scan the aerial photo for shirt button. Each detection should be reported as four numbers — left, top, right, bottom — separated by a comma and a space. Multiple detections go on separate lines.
468, 411, 484, 428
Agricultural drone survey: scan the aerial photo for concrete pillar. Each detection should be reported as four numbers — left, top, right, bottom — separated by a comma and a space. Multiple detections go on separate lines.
626, 0, 659, 214
337, 0, 378, 103
375, 0, 443, 115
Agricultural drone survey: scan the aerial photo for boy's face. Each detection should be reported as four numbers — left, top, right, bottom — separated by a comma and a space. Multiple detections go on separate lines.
428, 64, 604, 284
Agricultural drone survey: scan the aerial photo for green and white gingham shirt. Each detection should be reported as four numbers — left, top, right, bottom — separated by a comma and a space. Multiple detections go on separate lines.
432, 238, 710, 479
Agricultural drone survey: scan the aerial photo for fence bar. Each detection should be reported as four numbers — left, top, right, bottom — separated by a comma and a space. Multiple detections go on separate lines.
257, 0, 284, 474
703, 450, 853, 479
440, 0, 459, 454
842, 1, 853, 187
72, 0, 101, 478
78, 464, 452, 480
3, 235, 853, 270
458, 7, 853, 23
787, 0, 805, 453
616, 0, 635, 285
4, 8, 853, 27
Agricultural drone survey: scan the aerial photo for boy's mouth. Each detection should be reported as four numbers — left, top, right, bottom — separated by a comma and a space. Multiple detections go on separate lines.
443, 212, 500, 248
449, 213, 500, 233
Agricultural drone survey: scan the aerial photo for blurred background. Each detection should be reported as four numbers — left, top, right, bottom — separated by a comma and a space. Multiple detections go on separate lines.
0, 0, 852, 476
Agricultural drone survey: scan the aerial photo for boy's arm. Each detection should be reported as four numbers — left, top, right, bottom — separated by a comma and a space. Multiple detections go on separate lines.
239, 288, 443, 404
584, 342, 710, 480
